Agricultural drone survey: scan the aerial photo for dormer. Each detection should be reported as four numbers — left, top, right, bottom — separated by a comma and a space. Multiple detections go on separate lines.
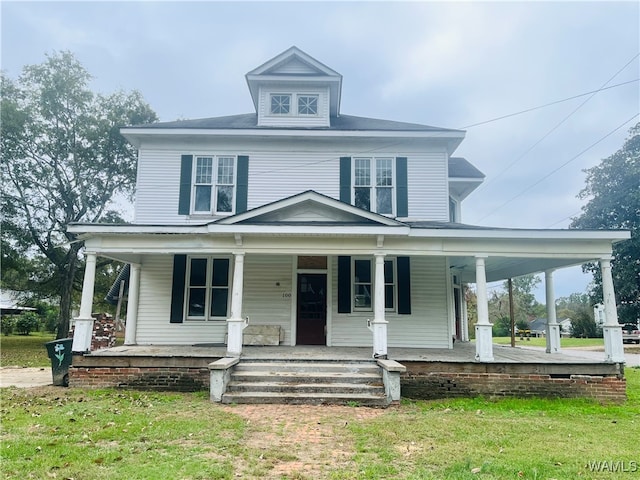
245, 46, 342, 128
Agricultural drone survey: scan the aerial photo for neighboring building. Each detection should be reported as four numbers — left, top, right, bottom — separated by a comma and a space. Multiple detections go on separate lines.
528, 318, 572, 337
68, 47, 629, 363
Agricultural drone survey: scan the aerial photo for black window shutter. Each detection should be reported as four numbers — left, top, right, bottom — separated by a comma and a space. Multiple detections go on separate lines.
339, 157, 351, 204
170, 254, 187, 323
178, 155, 193, 215
397, 256, 411, 314
396, 157, 408, 217
236, 155, 249, 213
337, 256, 351, 313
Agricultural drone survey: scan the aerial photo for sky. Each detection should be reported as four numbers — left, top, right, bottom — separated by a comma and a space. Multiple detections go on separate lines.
2, 0, 639, 302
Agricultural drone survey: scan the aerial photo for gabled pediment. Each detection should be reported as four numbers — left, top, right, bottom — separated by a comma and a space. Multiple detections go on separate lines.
245, 46, 342, 117
213, 191, 404, 226
247, 46, 341, 78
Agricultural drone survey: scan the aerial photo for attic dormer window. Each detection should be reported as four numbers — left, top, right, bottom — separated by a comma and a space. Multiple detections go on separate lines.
298, 95, 318, 115
270, 94, 291, 114
269, 93, 319, 116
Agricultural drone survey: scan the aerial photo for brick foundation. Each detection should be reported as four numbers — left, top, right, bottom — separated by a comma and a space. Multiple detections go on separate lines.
402, 370, 626, 403
69, 366, 209, 392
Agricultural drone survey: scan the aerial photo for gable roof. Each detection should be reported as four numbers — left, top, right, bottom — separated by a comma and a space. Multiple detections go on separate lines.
214, 190, 405, 226
245, 46, 343, 116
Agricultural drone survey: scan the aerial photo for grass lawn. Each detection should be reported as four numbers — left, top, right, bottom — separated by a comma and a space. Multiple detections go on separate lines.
0, 332, 56, 367
1, 367, 639, 479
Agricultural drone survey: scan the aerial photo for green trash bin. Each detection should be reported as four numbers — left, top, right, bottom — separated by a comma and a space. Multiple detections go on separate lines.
44, 338, 73, 387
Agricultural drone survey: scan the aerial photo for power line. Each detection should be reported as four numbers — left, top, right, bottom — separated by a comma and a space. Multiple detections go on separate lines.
474, 53, 640, 194
477, 112, 639, 222
459, 78, 638, 130
546, 210, 582, 228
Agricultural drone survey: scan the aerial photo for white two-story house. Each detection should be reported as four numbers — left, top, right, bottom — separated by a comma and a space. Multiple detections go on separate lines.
69, 47, 628, 363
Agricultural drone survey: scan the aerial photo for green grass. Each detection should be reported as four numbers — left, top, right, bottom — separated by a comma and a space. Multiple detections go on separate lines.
493, 336, 605, 348
1, 332, 56, 367
1, 369, 639, 479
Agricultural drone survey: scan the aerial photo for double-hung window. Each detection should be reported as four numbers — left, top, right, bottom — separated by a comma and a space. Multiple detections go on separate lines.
352, 257, 396, 312
353, 157, 394, 214
193, 156, 236, 214
186, 257, 231, 320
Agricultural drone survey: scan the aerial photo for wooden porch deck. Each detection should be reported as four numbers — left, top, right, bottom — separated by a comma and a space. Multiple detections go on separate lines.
80, 341, 608, 363
76, 341, 622, 374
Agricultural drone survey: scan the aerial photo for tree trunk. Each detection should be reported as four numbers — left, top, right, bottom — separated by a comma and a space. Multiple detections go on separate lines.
56, 251, 79, 339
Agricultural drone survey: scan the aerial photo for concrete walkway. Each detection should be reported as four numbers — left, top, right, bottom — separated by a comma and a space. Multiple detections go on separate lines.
0, 367, 52, 388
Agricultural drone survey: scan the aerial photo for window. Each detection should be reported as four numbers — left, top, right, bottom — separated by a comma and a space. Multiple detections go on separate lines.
193, 156, 236, 214
186, 257, 230, 320
270, 93, 319, 116
352, 258, 396, 312
298, 95, 318, 115
353, 157, 394, 214
270, 94, 291, 114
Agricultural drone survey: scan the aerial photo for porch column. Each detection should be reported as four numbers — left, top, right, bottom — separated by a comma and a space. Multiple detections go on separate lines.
124, 263, 141, 346
226, 252, 248, 357
474, 256, 494, 361
72, 252, 97, 352
370, 253, 388, 358
544, 270, 561, 353
601, 258, 624, 362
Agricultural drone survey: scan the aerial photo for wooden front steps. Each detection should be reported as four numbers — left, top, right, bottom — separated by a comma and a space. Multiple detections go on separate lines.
220, 360, 389, 407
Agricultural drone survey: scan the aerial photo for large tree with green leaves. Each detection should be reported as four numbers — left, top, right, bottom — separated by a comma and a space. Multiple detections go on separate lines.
570, 123, 640, 324
1, 51, 157, 338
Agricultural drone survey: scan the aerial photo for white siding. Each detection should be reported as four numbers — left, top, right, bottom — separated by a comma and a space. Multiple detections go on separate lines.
242, 255, 294, 344
330, 256, 450, 348
136, 255, 229, 345
407, 152, 449, 222
134, 141, 450, 224
134, 149, 183, 224
135, 254, 450, 348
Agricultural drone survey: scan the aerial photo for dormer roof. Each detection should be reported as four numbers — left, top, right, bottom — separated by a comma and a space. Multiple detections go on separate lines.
245, 46, 343, 116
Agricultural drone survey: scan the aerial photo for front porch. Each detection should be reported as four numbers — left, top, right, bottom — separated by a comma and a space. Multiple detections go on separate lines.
70, 342, 626, 403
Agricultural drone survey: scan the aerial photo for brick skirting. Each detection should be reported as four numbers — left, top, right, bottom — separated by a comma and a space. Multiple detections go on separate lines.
69, 366, 209, 392
401, 371, 626, 403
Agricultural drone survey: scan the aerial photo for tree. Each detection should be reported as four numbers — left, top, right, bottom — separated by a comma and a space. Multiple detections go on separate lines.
1, 51, 157, 339
570, 123, 640, 324
488, 274, 546, 326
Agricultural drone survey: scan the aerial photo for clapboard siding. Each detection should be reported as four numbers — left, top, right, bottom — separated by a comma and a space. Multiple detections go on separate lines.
248, 153, 340, 208
407, 152, 449, 221
136, 255, 228, 344
135, 145, 449, 224
134, 254, 449, 347
330, 256, 450, 348
134, 150, 183, 224
242, 255, 294, 344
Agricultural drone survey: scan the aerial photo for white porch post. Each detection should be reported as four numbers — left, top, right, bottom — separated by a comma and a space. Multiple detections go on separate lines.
544, 270, 561, 353
226, 252, 248, 357
370, 253, 388, 358
124, 263, 141, 346
601, 257, 624, 362
474, 256, 494, 361
72, 252, 97, 352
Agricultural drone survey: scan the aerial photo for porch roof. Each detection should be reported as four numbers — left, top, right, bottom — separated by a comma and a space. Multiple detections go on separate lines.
68, 220, 629, 283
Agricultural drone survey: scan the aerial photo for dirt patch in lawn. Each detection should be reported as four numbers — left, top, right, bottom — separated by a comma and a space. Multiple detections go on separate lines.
222, 404, 384, 479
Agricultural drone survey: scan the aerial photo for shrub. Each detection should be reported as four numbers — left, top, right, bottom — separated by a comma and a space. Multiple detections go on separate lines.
15, 312, 41, 335
1, 317, 16, 336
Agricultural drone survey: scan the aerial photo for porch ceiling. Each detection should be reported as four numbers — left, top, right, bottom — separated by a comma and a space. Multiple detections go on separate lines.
449, 255, 593, 283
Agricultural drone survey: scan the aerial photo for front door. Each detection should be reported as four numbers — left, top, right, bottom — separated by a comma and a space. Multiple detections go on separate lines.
296, 274, 327, 345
